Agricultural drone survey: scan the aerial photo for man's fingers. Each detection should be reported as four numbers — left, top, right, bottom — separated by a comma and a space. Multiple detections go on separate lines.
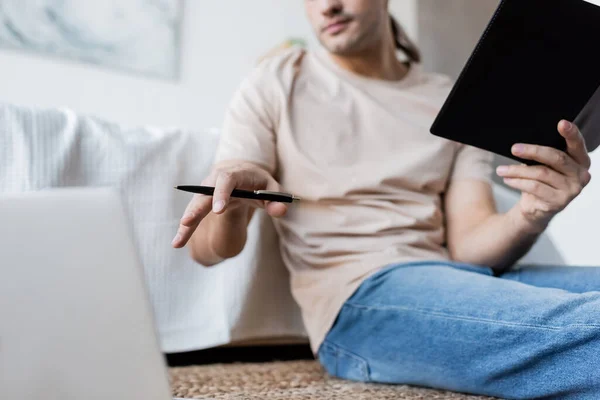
496, 164, 566, 190
265, 201, 288, 218
212, 168, 271, 214
172, 195, 212, 248
511, 143, 577, 175
212, 172, 238, 214
558, 120, 591, 170
182, 194, 213, 224
503, 178, 557, 201
263, 179, 289, 218
510, 121, 591, 176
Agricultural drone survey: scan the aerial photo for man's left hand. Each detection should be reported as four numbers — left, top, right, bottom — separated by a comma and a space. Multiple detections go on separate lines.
496, 120, 592, 233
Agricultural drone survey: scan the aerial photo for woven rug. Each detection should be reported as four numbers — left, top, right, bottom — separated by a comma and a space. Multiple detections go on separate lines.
169, 360, 499, 400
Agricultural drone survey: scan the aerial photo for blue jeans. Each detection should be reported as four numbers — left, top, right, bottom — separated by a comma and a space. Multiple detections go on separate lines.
318, 261, 600, 399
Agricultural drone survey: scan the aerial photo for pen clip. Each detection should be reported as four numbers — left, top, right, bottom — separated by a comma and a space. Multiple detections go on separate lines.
255, 190, 301, 202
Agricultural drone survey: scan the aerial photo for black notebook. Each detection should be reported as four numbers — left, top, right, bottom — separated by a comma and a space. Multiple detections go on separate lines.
430, 0, 600, 164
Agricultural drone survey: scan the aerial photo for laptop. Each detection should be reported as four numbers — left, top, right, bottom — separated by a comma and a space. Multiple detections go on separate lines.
0, 187, 190, 400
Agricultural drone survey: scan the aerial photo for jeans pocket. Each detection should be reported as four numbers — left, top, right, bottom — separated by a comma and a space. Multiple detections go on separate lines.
318, 341, 370, 382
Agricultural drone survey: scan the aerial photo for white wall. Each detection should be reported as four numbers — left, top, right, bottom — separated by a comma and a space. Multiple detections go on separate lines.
390, 0, 418, 40
0, 0, 417, 131
0, 1, 309, 130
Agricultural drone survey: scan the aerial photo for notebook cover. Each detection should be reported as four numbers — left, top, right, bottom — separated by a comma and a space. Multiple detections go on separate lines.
430, 0, 600, 164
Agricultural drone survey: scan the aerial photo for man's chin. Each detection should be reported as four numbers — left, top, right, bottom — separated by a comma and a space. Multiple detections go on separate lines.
319, 35, 365, 55
321, 40, 354, 55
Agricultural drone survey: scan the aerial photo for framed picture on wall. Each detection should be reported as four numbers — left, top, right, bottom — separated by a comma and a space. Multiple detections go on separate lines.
0, 0, 183, 80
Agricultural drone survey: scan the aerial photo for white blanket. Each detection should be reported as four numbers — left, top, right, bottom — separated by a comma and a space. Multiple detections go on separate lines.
0, 102, 306, 353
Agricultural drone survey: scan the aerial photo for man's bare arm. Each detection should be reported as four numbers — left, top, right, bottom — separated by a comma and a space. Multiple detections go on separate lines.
445, 120, 592, 273
445, 180, 542, 272
172, 161, 287, 266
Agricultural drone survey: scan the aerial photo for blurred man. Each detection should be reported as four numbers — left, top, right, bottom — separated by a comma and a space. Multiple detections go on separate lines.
173, 1, 597, 398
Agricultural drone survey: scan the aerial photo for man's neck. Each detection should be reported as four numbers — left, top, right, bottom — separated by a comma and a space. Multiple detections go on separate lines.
328, 41, 409, 82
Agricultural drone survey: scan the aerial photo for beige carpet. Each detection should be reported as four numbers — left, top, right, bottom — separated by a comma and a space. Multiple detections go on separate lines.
169, 360, 499, 400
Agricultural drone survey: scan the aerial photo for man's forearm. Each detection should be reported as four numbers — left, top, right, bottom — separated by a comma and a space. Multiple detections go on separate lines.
189, 206, 252, 266
450, 207, 546, 272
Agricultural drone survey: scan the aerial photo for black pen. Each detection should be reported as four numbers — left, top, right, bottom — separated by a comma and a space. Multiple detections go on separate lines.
174, 186, 301, 203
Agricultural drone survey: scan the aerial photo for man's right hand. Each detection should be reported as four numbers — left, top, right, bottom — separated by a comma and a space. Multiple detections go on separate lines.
171, 162, 287, 249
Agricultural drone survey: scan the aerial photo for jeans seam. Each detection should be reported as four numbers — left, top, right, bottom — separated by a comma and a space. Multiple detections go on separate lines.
344, 302, 600, 331
322, 340, 370, 381
334, 345, 338, 376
